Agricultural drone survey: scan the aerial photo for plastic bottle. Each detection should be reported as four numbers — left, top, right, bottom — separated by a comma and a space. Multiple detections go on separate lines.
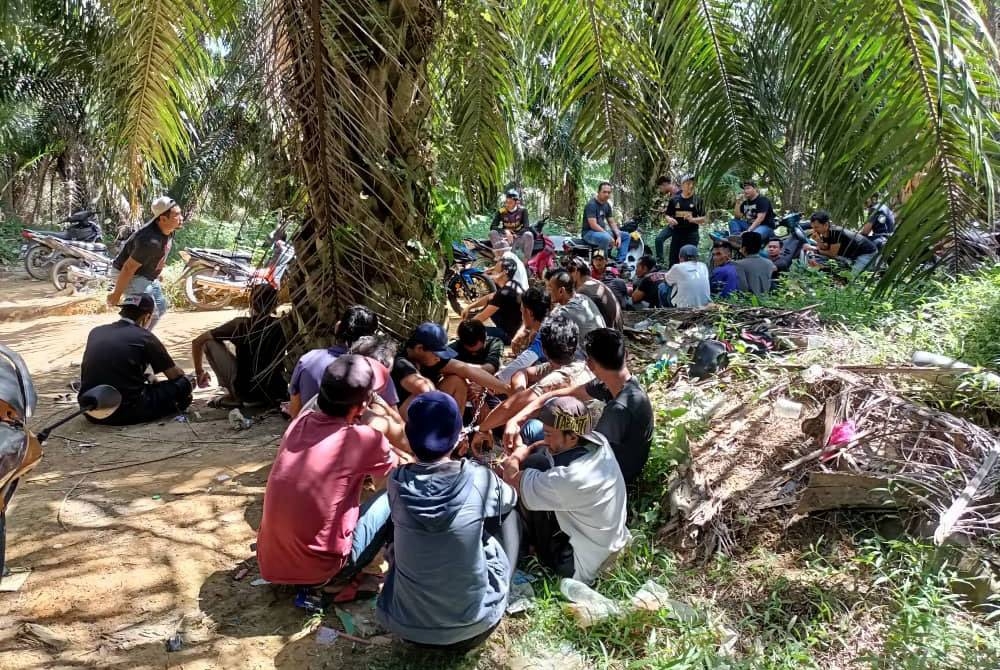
559, 578, 620, 627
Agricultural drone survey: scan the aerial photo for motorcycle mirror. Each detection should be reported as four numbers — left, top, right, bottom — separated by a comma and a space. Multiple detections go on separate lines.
78, 385, 122, 420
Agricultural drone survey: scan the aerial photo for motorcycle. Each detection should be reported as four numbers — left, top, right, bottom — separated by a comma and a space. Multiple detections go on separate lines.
461, 216, 560, 280
20, 209, 103, 281
0, 345, 121, 579
178, 232, 295, 310
49, 238, 115, 292
447, 242, 497, 315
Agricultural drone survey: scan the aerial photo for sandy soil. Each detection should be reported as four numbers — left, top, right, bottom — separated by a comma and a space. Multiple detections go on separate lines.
0, 275, 413, 669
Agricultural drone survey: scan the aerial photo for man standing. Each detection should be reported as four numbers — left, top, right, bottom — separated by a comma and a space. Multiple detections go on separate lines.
662, 245, 710, 308
664, 175, 707, 267
734, 232, 777, 296
805, 210, 878, 273
80, 294, 193, 425
731, 181, 776, 241
710, 243, 739, 298
652, 175, 679, 264
581, 182, 626, 263
191, 284, 289, 409
566, 257, 623, 331
108, 196, 183, 330
490, 189, 533, 260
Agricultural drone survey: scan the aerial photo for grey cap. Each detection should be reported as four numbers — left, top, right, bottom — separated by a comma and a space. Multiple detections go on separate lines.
679, 244, 700, 260
538, 397, 602, 444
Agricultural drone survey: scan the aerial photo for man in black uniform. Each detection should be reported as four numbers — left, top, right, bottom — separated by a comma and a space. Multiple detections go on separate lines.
108, 196, 184, 330
80, 294, 193, 425
731, 181, 776, 241
664, 174, 706, 267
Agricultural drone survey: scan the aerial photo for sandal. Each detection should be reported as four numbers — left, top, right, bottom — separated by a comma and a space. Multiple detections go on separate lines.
208, 395, 242, 409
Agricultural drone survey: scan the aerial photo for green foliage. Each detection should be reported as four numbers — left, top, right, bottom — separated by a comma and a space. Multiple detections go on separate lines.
169, 213, 274, 262
0, 214, 26, 264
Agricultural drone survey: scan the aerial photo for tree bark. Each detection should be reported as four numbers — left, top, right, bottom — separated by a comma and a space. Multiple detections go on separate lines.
550, 175, 579, 220
276, 0, 445, 343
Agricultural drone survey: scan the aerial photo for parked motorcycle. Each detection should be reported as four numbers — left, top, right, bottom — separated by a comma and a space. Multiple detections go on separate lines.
49, 238, 115, 292
178, 235, 294, 310
447, 243, 497, 314
0, 345, 121, 579
20, 209, 103, 280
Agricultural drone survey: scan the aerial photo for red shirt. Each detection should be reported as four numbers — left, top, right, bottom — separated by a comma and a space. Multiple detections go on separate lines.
256, 410, 396, 584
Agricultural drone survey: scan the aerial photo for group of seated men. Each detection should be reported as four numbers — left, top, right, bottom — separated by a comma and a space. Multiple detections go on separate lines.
76, 263, 653, 651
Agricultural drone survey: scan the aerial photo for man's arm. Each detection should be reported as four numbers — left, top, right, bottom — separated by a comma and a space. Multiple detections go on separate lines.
733, 198, 744, 220
401, 373, 436, 398
690, 198, 707, 225
443, 359, 510, 395
461, 292, 495, 319
108, 257, 142, 305
472, 305, 498, 324
490, 210, 503, 231
479, 386, 539, 432
585, 201, 603, 233
502, 382, 590, 450
162, 366, 186, 380
288, 393, 304, 418
748, 211, 767, 230
191, 331, 214, 387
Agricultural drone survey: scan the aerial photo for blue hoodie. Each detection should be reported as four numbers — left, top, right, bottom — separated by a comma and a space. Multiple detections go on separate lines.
376, 458, 517, 646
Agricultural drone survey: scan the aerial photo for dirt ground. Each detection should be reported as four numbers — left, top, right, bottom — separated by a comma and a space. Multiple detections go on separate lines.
0, 273, 430, 669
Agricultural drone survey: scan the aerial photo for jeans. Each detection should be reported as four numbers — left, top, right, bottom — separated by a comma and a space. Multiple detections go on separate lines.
520, 419, 544, 446
333, 490, 392, 584
728, 219, 774, 242
489, 230, 534, 260
658, 283, 672, 308
654, 227, 672, 262
850, 253, 877, 274
582, 230, 629, 263
116, 274, 169, 331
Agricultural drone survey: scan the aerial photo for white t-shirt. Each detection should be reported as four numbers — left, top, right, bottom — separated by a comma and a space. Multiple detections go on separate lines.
503, 251, 529, 292
663, 261, 711, 308
520, 433, 631, 583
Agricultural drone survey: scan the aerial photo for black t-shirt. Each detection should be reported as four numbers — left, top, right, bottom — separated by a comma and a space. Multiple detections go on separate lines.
636, 270, 668, 308
579, 280, 623, 331
450, 336, 503, 372
740, 195, 776, 229
113, 221, 173, 280
80, 320, 175, 404
491, 207, 529, 235
488, 285, 522, 337
391, 355, 450, 404
823, 227, 877, 259
211, 315, 288, 402
586, 377, 654, 485
666, 194, 706, 236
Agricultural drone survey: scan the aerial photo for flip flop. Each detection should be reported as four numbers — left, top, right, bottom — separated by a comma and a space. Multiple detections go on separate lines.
208, 395, 242, 409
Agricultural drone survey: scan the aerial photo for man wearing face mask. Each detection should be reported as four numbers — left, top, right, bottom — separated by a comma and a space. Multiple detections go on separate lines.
79, 294, 193, 425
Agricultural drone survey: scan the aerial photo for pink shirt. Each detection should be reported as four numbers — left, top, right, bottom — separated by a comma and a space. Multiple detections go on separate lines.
257, 410, 396, 584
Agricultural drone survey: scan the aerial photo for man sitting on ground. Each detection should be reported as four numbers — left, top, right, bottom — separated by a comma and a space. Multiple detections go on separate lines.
461, 257, 524, 344
567, 257, 623, 331
590, 251, 629, 307
377, 392, 519, 651
662, 244, 711, 308
500, 288, 551, 384
500, 397, 630, 583
288, 305, 394, 417
256, 355, 396, 595
631, 255, 667, 308
450, 320, 504, 422
79, 294, 193, 425
710, 242, 739, 298
805, 210, 878, 274
546, 269, 606, 346
502, 328, 652, 487
191, 284, 288, 408
734, 231, 777, 296
391, 322, 510, 413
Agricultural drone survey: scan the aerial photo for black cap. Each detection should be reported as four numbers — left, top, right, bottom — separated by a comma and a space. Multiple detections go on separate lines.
118, 294, 156, 314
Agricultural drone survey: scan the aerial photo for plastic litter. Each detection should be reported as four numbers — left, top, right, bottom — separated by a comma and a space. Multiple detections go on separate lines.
774, 398, 803, 420
559, 578, 621, 627
214, 474, 231, 482
250, 578, 270, 586
228, 408, 252, 430
315, 626, 339, 646
335, 609, 356, 635
165, 633, 183, 652
630, 580, 699, 623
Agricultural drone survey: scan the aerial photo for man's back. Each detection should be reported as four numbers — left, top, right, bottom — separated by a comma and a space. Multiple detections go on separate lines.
81, 321, 174, 401
554, 294, 606, 342
579, 280, 623, 331
711, 262, 739, 298
257, 411, 395, 584
211, 315, 288, 402
664, 261, 710, 308
735, 256, 776, 296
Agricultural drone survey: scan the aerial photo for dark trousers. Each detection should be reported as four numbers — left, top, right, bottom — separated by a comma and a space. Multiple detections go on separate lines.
485, 326, 512, 345
92, 377, 193, 426
668, 230, 700, 268
517, 451, 575, 578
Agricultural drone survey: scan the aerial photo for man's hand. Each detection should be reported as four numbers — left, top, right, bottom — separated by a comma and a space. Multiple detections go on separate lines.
106, 293, 118, 307
666, 217, 678, 227
676, 211, 690, 220
460, 307, 471, 320
612, 235, 621, 248
501, 455, 521, 481
196, 370, 211, 388
502, 420, 523, 452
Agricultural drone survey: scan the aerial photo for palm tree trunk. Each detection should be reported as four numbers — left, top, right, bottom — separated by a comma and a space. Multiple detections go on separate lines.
277, 0, 445, 343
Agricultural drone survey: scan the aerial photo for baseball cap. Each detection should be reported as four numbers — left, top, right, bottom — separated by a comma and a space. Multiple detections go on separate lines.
592, 249, 605, 259
150, 196, 177, 218
538, 397, 602, 444
504, 189, 520, 200
408, 323, 457, 360
404, 391, 462, 459
318, 354, 378, 408
680, 174, 695, 184
118, 293, 156, 313
679, 244, 700, 260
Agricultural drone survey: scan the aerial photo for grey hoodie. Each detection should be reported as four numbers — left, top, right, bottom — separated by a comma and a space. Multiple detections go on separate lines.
376, 459, 517, 646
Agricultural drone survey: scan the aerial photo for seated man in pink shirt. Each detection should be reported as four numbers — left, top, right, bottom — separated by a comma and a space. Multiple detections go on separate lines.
256, 354, 397, 594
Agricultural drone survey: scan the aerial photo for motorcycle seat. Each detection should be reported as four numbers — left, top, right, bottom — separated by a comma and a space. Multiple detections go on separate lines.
193, 248, 253, 263
25, 229, 70, 239
63, 240, 107, 252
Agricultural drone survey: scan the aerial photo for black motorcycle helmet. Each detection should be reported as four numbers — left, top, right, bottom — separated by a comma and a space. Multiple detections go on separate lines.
504, 189, 520, 201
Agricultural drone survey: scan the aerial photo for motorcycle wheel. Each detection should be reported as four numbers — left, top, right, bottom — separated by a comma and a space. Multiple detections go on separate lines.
447, 273, 496, 316
50, 257, 86, 291
185, 273, 235, 311
24, 245, 54, 281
